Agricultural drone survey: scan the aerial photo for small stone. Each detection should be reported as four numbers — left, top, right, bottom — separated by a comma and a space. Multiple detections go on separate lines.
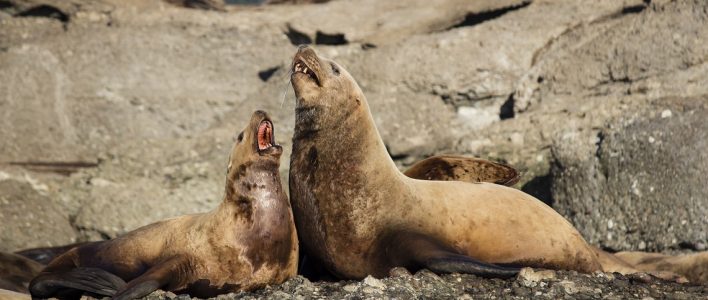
389, 267, 412, 278
343, 284, 358, 292
270, 291, 293, 299
595, 271, 615, 281
518, 267, 556, 287
638, 241, 647, 250
363, 275, 386, 289
660, 109, 672, 118
648, 136, 655, 143
164, 291, 177, 299
559, 280, 577, 294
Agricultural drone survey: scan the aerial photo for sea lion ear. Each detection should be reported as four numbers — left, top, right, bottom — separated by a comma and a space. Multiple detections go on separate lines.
403, 155, 520, 186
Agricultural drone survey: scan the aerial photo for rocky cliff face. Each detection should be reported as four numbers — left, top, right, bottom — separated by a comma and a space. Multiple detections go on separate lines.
0, 0, 706, 297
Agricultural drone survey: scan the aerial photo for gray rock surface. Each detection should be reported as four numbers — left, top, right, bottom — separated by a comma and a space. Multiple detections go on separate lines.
0, 175, 76, 251
552, 98, 708, 252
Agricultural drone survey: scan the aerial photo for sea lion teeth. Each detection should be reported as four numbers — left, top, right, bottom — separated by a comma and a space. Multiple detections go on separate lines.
30, 111, 297, 299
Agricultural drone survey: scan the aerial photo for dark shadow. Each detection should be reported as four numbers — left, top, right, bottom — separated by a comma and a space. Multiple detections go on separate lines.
315, 31, 348, 45
285, 25, 312, 46
449, 1, 531, 29
17, 5, 69, 23
499, 94, 515, 120
258, 66, 280, 82
521, 173, 554, 207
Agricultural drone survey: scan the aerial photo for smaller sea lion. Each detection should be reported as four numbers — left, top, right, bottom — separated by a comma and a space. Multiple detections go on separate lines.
404, 155, 520, 186
30, 111, 298, 300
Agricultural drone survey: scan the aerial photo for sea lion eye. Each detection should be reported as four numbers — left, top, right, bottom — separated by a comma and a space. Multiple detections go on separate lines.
237, 132, 244, 143
331, 63, 340, 76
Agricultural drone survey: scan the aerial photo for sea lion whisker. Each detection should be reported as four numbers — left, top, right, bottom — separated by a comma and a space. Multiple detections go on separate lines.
280, 76, 292, 109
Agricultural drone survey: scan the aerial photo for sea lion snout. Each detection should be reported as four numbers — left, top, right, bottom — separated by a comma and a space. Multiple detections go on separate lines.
292, 46, 324, 98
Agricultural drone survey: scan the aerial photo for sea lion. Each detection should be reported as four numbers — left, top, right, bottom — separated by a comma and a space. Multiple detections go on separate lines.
404, 155, 520, 186
287, 46, 708, 282
0, 252, 43, 293
614, 251, 708, 283
287, 45, 620, 279
30, 111, 298, 299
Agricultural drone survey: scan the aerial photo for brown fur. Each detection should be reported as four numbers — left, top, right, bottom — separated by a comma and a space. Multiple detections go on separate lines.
30, 111, 298, 298
615, 251, 708, 283
288, 46, 708, 283
0, 252, 43, 293
288, 46, 602, 279
404, 155, 520, 186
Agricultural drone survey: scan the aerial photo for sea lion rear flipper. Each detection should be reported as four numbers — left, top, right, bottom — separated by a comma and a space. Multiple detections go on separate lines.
16, 242, 93, 265
383, 231, 520, 278
113, 256, 189, 300
30, 267, 127, 298
404, 155, 520, 186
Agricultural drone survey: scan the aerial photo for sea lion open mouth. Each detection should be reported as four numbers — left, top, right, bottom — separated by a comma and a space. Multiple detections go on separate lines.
257, 120, 275, 152
292, 59, 320, 86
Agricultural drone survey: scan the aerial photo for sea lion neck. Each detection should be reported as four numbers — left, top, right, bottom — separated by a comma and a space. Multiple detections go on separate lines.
292, 101, 400, 181
221, 159, 286, 221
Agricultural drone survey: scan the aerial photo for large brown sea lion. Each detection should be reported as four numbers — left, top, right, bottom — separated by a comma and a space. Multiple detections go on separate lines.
287, 45, 705, 281
30, 111, 298, 299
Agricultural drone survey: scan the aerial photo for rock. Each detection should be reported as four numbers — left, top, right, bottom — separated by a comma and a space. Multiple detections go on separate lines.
388, 267, 413, 278
518, 268, 557, 287
514, 0, 708, 113
164, 0, 226, 11
110, 271, 708, 299
283, 0, 532, 46
0, 178, 76, 252
362, 276, 386, 290
265, 0, 330, 4
552, 98, 708, 251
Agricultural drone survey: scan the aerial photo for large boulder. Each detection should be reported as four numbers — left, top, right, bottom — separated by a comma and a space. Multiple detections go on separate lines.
551, 98, 708, 252
0, 175, 77, 252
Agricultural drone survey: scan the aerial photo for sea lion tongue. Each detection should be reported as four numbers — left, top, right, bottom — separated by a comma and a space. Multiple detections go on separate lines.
257, 120, 274, 151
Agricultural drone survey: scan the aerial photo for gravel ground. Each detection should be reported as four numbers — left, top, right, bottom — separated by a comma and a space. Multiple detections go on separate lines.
138, 268, 707, 300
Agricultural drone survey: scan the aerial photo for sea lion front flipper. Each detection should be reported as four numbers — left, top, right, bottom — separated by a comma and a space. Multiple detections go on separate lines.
30, 267, 127, 298
403, 155, 520, 186
113, 256, 190, 300
382, 231, 520, 278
